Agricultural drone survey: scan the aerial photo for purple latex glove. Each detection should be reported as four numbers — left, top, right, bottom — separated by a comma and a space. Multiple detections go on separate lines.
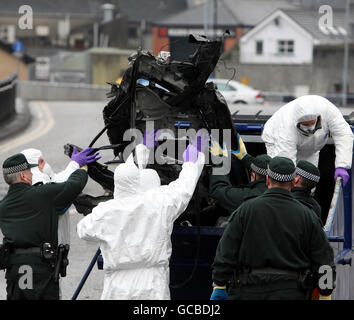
71, 147, 101, 167
334, 167, 350, 187
183, 129, 209, 163
192, 129, 209, 154
183, 144, 199, 163
143, 129, 163, 149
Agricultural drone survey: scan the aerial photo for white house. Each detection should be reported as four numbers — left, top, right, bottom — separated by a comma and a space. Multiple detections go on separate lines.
239, 10, 314, 64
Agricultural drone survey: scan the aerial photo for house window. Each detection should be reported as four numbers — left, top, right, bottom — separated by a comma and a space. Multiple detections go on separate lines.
128, 27, 138, 39
278, 40, 294, 54
256, 40, 263, 55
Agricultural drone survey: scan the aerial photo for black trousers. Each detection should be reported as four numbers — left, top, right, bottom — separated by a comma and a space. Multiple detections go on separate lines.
5, 253, 59, 300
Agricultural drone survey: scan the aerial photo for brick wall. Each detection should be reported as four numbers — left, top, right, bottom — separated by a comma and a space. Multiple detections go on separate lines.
0, 49, 28, 81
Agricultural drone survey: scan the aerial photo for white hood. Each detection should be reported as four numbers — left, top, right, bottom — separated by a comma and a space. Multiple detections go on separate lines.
113, 144, 161, 198
113, 155, 141, 198
21, 148, 51, 185
139, 168, 161, 191
289, 95, 324, 126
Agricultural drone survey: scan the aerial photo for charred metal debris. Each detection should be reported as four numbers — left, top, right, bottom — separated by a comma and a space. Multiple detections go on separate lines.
64, 33, 247, 225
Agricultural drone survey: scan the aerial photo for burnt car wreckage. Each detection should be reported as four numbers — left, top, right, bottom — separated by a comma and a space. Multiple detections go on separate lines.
64, 33, 353, 300
64, 33, 248, 224
65, 33, 251, 299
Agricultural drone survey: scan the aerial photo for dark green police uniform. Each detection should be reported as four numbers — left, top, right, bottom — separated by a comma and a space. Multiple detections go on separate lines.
212, 157, 334, 300
0, 154, 88, 300
209, 154, 270, 214
292, 160, 322, 219
292, 187, 321, 219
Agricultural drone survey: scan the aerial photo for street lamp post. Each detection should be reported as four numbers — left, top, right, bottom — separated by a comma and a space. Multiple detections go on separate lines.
342, 0, 350, 106
213, 0, 217, 40
203, 0, 209, 38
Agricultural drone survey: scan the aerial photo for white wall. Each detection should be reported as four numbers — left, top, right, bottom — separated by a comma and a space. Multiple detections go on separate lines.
240, 14, 313, 64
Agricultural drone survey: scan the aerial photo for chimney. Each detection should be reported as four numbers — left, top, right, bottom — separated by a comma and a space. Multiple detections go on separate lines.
102, 3, 115, 23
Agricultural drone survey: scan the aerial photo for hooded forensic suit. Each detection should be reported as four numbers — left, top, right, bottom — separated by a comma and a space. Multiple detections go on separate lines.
261, 95, 353, 168
21, 148, 80, 245
76, 144, 205, 300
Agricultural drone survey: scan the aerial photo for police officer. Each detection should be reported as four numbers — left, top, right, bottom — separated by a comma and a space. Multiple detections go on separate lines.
209, 134, 270, 215
211, 156, 335, 300
0, 148, 99, 300
292, 160, 321, 219
209, 152, 270, 214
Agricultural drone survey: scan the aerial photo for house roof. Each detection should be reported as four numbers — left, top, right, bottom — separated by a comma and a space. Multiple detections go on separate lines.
155, 1, 239, 27
240, 7, 353, 46
0, 0, 105, 18
119, 0, 188, 24
240, 9, 313, 44
222, 0, 298, 26
155, 0, 301, 28
283, 8, 351, 45
287, 0, 348, 9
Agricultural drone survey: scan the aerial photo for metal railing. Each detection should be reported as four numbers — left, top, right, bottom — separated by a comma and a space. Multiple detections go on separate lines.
323, 154, 353, 299
262, 91, 296, 103
325, 93, 354, 107
326, 170, 353, 261
0, 73, 17, 123
262, 92, 354, 106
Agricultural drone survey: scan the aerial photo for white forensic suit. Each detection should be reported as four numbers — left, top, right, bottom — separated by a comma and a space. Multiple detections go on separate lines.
261, 95, 354, 168
76, 144, 205, 300
21, 148, 80, 245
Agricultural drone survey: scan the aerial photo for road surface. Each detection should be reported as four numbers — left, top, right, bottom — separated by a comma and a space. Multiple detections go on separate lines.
0, 100, 115, 300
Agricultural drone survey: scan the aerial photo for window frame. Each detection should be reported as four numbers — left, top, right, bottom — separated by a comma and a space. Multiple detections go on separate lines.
255, 40, 263, 55
277, 39, 295, 55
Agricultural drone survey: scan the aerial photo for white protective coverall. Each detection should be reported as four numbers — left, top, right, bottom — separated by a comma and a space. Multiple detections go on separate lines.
21, 148, 80, 245
76, 144, 205, 300
261, 95, 354, 168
